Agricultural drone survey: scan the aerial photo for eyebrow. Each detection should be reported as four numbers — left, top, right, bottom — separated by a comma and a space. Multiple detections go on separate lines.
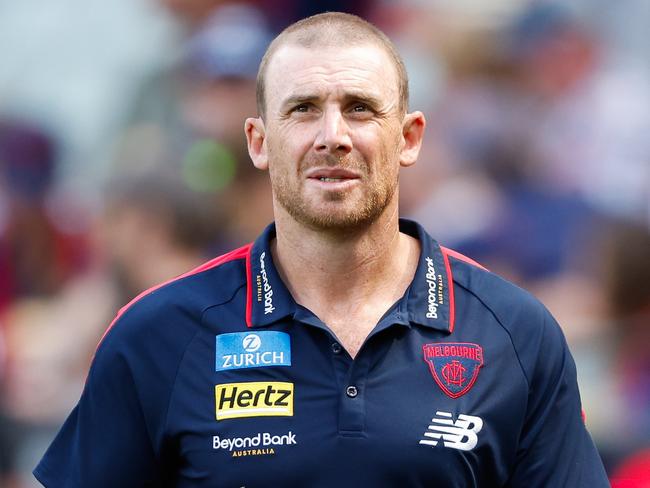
280, 91, 383, 109
281, 94, 320, 108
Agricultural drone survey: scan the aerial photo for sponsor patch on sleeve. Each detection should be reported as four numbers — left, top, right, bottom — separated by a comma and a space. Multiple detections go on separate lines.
216, 331, 291, 371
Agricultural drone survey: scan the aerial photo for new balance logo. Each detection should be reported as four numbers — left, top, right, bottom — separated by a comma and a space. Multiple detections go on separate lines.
419, 411, 483, 451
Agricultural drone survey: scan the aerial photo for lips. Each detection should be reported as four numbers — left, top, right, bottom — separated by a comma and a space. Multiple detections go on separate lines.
305, 168, 361, 182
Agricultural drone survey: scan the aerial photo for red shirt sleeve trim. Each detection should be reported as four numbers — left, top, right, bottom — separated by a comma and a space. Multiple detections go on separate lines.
441, 249, 456, 333
97, 243, 252, 348
245, 245, 253, 328
440, 247, 488, 334
440, 246, 488, 271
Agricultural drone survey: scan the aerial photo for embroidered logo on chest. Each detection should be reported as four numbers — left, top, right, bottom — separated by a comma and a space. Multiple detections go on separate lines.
422, 342, 484, 398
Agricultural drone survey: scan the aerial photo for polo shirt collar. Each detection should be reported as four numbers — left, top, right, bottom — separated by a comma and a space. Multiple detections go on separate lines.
399, 219, 455, 333
246, 220, 454, 333
247, 223, 295, 328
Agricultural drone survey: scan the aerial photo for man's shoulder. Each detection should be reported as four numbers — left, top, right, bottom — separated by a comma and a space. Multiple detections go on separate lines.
97, 244, 251, 352
444, 247, 571, 385
443, 246, 557, 342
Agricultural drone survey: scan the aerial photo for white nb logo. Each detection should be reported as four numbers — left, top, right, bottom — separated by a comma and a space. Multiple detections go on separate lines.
419, 411, 483, 451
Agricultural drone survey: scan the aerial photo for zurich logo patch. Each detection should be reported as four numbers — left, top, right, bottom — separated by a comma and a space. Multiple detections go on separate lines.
422, 343, 484, 398
216, 331, 291, 371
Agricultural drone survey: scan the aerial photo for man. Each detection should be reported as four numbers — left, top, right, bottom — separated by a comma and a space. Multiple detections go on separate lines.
35, 12, 609, 487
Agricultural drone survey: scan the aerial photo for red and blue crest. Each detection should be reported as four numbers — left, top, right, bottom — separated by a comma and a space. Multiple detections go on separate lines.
422, 342, 484, 399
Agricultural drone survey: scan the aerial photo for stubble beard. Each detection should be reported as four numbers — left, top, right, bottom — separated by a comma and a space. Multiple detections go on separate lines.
270, 153, 399, 232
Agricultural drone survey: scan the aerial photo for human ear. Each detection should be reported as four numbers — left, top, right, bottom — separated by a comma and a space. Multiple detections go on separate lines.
245, 117, 268, 170
399, 111, 426, 168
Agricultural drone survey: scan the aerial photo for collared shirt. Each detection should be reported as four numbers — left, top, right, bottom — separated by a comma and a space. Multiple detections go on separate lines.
34, 220, 608, 487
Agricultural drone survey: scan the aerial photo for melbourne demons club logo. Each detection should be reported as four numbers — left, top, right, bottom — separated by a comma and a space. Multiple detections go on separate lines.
422, 343, 484, 398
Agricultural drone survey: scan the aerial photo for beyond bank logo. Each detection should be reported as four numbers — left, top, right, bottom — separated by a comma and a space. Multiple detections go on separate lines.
258, 252, 275, 315
424, 257, 444, 319
216, 332, 291, 372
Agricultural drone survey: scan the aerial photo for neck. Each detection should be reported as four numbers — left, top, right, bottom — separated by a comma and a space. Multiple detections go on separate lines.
271, 200, 418, 308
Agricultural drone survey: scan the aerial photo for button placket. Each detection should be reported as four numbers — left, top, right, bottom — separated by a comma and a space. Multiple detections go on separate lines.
338, 350, 371, 435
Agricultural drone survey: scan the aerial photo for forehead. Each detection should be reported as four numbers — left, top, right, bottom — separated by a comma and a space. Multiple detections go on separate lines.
264, 43, 400, 109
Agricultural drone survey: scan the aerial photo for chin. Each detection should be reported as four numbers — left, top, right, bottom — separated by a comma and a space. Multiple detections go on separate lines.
276, 182, 397, 232
291, 203, 386, 232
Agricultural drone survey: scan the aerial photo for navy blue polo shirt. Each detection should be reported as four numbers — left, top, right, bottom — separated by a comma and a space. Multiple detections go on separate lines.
34, 220, 608, 487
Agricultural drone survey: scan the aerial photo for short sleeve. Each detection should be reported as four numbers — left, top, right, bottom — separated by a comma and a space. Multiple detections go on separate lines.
33, 337, 162, 487
505, 310, 609, 486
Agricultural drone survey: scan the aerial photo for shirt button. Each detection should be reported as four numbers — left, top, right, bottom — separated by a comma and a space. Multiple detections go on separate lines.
346, 385, 358, 398
331, 342, 342, 354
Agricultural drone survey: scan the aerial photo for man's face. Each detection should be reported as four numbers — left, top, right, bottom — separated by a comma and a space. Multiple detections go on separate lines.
254, 43, 409, 231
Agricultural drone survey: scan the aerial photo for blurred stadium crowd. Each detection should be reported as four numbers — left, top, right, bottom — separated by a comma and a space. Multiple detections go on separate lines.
0, 0, 648, 485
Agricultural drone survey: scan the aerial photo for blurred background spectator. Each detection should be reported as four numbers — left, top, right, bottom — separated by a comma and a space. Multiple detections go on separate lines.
0, 0, 648, 486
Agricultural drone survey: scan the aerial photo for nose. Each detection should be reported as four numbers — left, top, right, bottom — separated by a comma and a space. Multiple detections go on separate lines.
313, 107, 352, 155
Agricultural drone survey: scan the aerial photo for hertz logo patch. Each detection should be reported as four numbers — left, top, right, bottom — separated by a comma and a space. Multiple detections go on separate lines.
215, 382, 294, 421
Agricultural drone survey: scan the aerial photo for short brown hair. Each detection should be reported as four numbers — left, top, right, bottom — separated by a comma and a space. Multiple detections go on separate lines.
256, 12, 409, 119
